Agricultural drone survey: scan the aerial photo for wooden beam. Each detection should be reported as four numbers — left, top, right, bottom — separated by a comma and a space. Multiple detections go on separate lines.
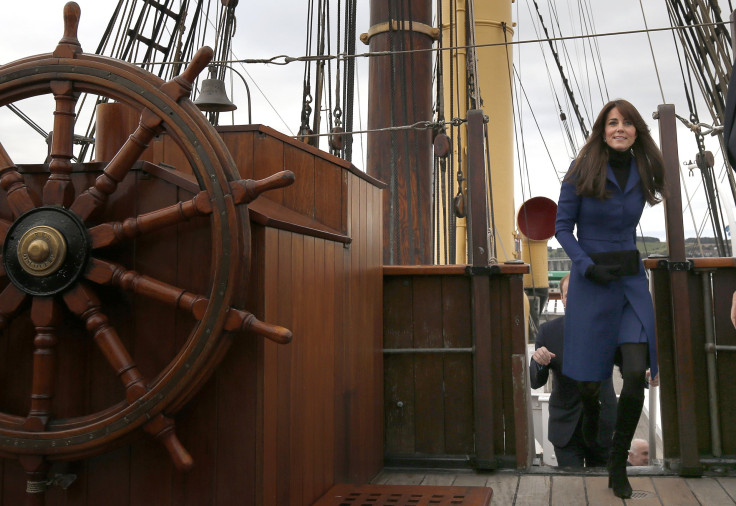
657, 104, 702, 476
466, 109, 490, 266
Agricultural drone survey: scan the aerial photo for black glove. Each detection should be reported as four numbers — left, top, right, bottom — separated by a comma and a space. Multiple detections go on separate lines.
585, 264, 621, 284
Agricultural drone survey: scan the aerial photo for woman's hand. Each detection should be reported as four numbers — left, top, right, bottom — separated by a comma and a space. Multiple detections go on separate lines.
585, 264, 621, 284
731, 290, 736, 329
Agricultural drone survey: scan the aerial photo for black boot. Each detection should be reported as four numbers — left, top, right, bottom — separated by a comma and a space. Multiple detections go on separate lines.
578, 381, 601, 447
608, 392, 644, 499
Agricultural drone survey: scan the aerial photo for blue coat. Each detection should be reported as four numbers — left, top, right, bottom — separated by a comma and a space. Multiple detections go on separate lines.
555, 160, 658, 382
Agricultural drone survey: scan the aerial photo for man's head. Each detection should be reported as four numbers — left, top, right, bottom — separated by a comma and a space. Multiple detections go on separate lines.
560, 274, 570, 307
628, 438, 649, 466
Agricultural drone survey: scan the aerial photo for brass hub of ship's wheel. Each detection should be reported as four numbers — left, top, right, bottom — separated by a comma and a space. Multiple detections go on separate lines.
16, 226, 70, 276
3, 207, 89, 296
19, 227, 67, 275
0, 1, 294, 496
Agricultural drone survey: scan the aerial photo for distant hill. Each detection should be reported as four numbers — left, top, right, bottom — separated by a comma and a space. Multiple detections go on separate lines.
548, 237, 729, 259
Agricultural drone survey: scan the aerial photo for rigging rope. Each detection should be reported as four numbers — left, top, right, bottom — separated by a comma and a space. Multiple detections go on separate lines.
638, 0, 667, 104
129, 20, 732, 69
531, 0, 589, 138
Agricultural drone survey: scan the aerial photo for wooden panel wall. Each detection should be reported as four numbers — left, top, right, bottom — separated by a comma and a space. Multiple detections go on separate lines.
382, 267, 528, 468
0, 127, 384, 505
650, 261, 736, 468
256, 168, 383, 505
383, 274, 474, 459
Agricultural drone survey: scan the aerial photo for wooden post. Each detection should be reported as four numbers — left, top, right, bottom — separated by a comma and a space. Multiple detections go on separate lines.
466, 109, 489, 267
657, 104, 702, 476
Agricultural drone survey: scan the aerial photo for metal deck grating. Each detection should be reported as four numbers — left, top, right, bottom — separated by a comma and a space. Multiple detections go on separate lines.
312, 484, 493, 506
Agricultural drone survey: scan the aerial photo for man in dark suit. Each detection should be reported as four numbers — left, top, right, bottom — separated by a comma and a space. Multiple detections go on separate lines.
530, 274, 617, 467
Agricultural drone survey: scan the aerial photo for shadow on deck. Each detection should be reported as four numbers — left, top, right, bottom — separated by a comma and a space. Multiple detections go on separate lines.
371, 467, 736, 505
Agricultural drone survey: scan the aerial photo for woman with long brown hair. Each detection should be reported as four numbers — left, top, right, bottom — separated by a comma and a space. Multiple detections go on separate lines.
555, 99, 665, 498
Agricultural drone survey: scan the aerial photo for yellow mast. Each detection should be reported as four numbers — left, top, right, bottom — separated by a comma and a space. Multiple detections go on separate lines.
439, 0, 515, 264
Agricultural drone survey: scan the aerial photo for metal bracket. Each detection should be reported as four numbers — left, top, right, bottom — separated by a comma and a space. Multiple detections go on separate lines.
656, 259, 693, 271
360, 19, 440, 45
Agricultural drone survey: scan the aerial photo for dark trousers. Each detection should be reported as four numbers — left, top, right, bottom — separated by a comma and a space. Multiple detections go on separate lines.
553, 416, 609, 467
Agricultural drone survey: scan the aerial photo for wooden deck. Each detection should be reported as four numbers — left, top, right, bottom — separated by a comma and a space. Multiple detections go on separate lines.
371, 468, 736, 505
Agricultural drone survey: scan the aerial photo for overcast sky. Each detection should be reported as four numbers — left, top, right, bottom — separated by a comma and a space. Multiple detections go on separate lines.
0, 1, 732, 247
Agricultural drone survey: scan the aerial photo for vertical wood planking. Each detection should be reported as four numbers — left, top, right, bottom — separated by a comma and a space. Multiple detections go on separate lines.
442, 275, 474, 454
129, 174, 177, 505
711, 268, 736, 454
333, 229, 349, 484
84, 448, 131, 506
172, 184, 215, 506
319, 239, 336, 498
650, 267, 680, 459
686, 272, 713, 452
283, 144, 315, 218
1, 459, 26, 505
412, 276, 444, 454
345, 174, 360, 480
383, 275, 416, 454
220, 130, 255, 179
253, 132, 285, 204
173, 380, 217, 506
488, 275, 506, 460
289, 233, 305, 503
276, 229, 294, 506
301, 235, 316, 505
370, 181, 385, 475
315, 158, 344, 232
214, 304, 258, 503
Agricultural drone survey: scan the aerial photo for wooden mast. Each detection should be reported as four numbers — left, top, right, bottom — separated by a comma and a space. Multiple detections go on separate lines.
364, 0, 435, 265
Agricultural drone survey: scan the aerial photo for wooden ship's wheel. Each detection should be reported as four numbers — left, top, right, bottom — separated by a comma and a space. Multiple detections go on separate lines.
0, 2, 293, 498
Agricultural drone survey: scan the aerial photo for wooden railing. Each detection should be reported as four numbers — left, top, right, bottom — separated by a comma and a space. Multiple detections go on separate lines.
646, 257, 736, 473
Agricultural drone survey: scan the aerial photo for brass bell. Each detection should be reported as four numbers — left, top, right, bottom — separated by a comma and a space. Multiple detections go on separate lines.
194, 77, 237, 113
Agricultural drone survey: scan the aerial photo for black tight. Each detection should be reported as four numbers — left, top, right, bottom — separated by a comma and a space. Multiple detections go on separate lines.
619, 343, 647, 400
577, 342, 648, 399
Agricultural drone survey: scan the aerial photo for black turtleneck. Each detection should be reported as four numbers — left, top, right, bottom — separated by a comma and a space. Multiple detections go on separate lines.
607, 146, 632, 190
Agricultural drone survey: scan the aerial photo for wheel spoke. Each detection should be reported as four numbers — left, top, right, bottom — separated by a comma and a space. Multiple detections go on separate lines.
70, 46, 214, 222
20, 455, 49, 504
69, 112, 163, 222
229, 170, 295, 205
0, 283, 29, 330
86, 258, 292, 343
0, 143, 38, 218
23, 298, 61, 431
88, 190, 212, 249
43, 80, 78, 207
87, 170, 295, 249
144, 413, 193, 471
62, 283, 147, 403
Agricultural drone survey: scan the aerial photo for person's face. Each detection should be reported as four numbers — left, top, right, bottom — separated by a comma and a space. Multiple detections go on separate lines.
561, 278, 569, 307
604, 107, 637, 152
629, 442, 649, 466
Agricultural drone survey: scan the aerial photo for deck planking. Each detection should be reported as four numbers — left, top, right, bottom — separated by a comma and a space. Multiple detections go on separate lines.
372, 469, 736, 505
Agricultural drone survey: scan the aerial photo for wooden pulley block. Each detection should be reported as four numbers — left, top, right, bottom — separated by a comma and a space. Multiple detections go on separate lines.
433, 131, 451, 158
329, 126, 345, 150
453, 191, 466, 218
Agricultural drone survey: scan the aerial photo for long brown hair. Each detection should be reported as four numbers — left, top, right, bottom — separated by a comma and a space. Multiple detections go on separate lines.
564, 99, 666, 205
